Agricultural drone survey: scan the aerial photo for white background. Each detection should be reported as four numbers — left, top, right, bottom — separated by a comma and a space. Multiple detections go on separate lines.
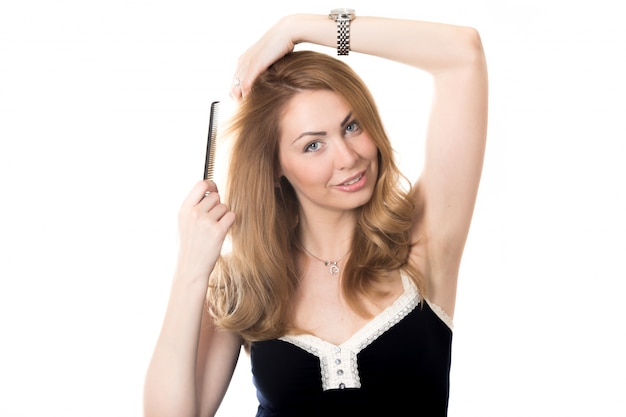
1, 0, 625, 416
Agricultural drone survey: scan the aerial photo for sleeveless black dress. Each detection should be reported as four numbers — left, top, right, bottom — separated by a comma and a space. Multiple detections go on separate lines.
249, 276, 454, 416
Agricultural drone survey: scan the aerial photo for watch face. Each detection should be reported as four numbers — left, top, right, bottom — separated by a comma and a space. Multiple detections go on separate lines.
330, 8, 355, 18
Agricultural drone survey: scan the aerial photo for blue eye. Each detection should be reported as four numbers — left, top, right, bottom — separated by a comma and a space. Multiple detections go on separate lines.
305, 141, 321, 152
345, 121, 360, 133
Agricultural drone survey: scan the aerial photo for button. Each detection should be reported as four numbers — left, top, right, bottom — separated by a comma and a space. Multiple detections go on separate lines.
337, 369, 344, 376
335, 358, 342, 365
339, 383, 346, 389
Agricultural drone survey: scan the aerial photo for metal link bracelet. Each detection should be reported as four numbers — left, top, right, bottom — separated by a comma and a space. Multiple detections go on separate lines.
336, 19, 350, 55
329, 8, 356, 56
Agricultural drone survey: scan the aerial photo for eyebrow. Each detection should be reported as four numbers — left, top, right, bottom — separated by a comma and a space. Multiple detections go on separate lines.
292, 112, 353, 144
339, 112, 353, 129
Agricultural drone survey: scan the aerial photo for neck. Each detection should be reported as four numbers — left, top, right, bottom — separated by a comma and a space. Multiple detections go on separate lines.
297, 210, 355, 261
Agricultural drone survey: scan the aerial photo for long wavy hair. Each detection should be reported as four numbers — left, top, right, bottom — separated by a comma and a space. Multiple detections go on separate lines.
207, 50, 425, 342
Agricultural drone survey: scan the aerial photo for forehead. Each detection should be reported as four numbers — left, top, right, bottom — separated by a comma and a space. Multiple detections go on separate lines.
280, 90, 351, 134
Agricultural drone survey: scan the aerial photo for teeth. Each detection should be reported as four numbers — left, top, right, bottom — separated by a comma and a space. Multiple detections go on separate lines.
343, 174, 362, 186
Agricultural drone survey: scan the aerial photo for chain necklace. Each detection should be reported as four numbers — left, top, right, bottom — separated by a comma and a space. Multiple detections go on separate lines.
300, 244, 350, 275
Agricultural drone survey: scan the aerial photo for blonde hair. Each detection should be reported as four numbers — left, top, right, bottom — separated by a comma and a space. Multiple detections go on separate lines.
207, 51, 425, 342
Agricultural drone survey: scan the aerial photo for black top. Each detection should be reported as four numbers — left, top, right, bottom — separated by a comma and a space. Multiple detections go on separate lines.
249, 277, 453, 416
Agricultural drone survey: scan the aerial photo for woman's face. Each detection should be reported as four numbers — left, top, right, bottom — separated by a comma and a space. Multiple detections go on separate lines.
278, 90, 379, 216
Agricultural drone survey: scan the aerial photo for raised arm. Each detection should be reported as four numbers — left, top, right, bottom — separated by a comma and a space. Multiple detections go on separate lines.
232, 14, 488, 317
405, 23, 487, 318
143, 181, 240, 417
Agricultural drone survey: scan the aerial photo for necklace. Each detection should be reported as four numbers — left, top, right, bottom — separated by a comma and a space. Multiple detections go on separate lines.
300, 244, 350, 275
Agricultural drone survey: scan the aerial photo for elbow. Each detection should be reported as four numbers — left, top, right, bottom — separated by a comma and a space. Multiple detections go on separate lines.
144, 406, 199, 417
143, 387, 199, 417
459, 26, 486, 68
430, 26, 487, 76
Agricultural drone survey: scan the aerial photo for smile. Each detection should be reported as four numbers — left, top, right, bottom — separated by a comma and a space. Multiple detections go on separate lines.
334, 171, 368, 192
341, 173, 363, 186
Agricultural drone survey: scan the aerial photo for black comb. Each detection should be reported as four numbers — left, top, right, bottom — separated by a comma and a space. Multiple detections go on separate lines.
203, 101, 219, 180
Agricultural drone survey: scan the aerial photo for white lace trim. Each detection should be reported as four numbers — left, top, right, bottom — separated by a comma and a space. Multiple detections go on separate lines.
281, 275, 459, 391
426, 299, 454, 330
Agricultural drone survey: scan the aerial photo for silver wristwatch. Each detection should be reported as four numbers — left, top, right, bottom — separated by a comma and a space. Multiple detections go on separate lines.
329, 8, 356, 56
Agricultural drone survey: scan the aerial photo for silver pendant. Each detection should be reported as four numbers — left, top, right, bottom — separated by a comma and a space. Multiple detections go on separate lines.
325, 261, 340, 275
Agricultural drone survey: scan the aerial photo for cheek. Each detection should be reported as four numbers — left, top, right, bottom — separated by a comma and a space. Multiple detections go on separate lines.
362, 138, 380, 164
364, 140, 380, 178
285, 161, 325, 188
279, 153, 320, 189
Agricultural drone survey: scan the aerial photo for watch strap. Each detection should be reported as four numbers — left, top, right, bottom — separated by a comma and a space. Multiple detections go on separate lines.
336, 18, 350, 55
329, 9, 355, 56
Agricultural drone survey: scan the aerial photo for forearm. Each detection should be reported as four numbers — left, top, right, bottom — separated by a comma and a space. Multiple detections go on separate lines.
286, 14, 483, 75
144, 274, 208, 417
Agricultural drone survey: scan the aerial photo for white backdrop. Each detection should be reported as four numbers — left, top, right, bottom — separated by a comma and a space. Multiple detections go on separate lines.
1, 1, 625, 416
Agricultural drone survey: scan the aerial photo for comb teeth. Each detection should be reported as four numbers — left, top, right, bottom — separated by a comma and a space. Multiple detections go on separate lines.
204, 101, 219, 180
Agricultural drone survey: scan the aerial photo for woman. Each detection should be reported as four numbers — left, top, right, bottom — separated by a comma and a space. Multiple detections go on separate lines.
144, 11, 488, 417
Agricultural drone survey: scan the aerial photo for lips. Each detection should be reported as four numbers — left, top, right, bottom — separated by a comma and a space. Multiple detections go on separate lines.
333, 171, 368, 192
340, 173, 363, 186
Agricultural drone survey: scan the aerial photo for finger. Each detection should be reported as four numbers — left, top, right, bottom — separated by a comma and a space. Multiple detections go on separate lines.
197, 182, 219, 205
206, 201, 234, 223
198, 188, 221, 210
181, 180, 218, 208
230, 77, 244, 102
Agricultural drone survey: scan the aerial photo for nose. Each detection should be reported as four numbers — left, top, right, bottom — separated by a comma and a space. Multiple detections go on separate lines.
333, 139, 359, 171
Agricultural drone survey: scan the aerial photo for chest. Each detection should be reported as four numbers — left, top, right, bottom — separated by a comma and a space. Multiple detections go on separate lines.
291, 272, 404, 346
